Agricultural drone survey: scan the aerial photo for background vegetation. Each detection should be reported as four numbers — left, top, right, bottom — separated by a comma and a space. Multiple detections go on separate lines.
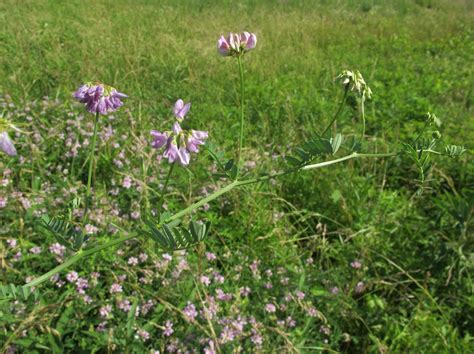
1, 0, 473, 352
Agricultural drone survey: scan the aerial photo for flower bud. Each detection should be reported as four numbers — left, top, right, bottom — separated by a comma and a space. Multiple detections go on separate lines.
432, 131, 442, 139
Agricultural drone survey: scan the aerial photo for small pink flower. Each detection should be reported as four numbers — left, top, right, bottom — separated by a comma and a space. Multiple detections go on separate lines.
216, 288, 232, 302
183, 302, 198, 321
200, 275, 211, 286
29, 246, 42, 254
49, 243, 66, 257
307, 307, 318, 317
240, 286, 251, 297
99, 305, 112, 318
127, 257, 138, 266
163, 320, 174, 336
355, 281, 365, 294
84, 224, 98, 235
6, 239, 17, 248
122, 176, 132, 189
265, 303, 276, 313
66, 271, 79, 283
206, 252, 216, 261
295, 290, 305, 300
136, 329, 150, 342
351, 260, 362, 269
110, 283, 123, 294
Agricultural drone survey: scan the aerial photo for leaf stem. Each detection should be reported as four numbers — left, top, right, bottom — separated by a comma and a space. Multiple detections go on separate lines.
24, 232, 136, 288
158, 162, 175, 219
84, 112, 100, 218
322, 85, 349, 137
360, 93, 366, 142
236, 55, 245, 178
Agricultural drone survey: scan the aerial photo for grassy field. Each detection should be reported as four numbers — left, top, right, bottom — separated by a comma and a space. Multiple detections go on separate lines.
1, 0, 473, 352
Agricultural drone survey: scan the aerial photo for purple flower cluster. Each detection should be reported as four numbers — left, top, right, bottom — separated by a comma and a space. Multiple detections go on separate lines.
151, 99, 208, 166
0, 132, 16, 156
73, 82, 127, 115
0, 119, 17, 156
217, 32, 257, 57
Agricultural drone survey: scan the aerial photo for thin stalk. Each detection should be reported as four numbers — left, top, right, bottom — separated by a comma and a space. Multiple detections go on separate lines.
141, 159, 150, 217
360, 93, 366, 142
169, 181, 239, 222
23, 152, 397, 289
413, 119, 431, 145
84, 112, 100, 217
157, 162, 175, 218
322, 85, 349, 136
236, 55, 245, 178
24, 233, 136, 288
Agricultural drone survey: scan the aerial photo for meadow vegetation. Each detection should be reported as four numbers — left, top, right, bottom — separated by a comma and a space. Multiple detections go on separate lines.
0, 0, 473, 352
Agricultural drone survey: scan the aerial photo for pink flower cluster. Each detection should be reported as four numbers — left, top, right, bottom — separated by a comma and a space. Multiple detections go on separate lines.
0, 119, 18, 156
217, 32, 257, 57
0, 131, 16, 156
150, 99, 208, 166
73, 82, 127, 115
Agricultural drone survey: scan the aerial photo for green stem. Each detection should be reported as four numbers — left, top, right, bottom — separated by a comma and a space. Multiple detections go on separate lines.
157, 162, 175, 218
413, 119, 431, 145
322, 85, 349, 136
24, 233, 136, 288
236, 56, 245, 178
84, 112, 100, 218
23, 152, 397, 289
360, 93, 366, 142
169, 181, 239, 222
141, 159, 150, 218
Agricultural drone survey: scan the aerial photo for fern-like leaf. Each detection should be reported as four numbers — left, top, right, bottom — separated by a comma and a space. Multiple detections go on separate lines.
287, 135, 342, 166
144, 219, 211, 250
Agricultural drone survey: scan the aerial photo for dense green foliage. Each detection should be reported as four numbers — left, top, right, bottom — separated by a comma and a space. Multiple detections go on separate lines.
0, 0, 473, 352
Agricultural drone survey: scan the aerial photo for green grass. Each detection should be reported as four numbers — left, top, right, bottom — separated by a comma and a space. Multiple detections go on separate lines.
0, 0, 473, 352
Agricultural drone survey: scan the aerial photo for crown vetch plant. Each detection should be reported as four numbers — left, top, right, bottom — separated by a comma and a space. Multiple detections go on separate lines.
0, 32, 464, 303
